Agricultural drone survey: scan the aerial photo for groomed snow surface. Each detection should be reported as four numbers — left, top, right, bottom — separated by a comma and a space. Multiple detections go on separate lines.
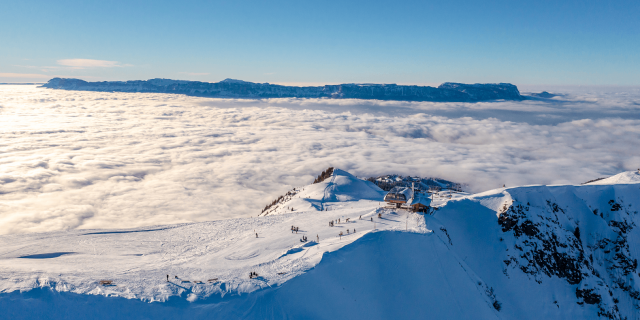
2, 169, 640, 319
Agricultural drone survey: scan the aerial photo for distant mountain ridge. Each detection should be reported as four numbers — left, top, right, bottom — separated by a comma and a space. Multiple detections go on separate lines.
40, 77, 523, 102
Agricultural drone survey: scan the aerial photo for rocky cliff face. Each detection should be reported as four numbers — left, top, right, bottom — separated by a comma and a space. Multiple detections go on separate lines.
431, 174, 640, 319
40, 78, 523, 102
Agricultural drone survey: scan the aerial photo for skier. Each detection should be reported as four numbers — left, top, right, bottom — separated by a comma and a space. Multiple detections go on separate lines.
256, 233, 258, 238
166, 275, 169, 282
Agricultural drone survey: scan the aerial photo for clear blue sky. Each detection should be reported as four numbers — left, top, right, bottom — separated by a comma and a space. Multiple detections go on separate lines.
1, 0, 639, 85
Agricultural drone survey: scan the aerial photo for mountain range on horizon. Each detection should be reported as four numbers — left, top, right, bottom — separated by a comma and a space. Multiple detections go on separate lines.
40, 77, 524, 102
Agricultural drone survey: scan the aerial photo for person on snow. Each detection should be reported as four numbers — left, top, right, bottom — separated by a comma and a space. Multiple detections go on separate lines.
166, 275, 169, 282
256, 233, 258, 238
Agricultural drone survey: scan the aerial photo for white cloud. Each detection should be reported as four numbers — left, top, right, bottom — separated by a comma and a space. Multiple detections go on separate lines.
0, 85, 639, 234
56, 59, 125, 69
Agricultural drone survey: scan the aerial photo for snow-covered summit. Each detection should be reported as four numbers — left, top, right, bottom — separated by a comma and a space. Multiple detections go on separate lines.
584, 170, 640, 185
259, 168, 386, 216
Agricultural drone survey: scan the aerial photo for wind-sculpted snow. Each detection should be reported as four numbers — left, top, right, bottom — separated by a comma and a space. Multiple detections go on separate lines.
41, 77, 523, 102
1, 85, 640, 234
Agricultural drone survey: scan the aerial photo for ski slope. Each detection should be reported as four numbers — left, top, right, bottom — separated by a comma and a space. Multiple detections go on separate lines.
0, 170, 425, 302
1, 169, 640, 319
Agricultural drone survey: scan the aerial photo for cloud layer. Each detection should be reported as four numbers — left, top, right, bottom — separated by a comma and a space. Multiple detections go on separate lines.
0, 85, 639, 234
56, 59, 123, 68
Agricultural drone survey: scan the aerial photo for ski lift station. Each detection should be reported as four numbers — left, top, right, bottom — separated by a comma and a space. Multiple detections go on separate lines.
383, 186, 414, 208
384, 185, 432, 212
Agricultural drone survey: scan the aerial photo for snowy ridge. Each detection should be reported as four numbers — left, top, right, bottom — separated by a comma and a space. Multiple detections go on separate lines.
1, 170, 640, 319
585, 170, 640, 186
40, 78, 524, 102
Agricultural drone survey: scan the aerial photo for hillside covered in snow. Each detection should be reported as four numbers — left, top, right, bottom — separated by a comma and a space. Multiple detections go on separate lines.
40, 78, 524, 102
1, 169, 640, 319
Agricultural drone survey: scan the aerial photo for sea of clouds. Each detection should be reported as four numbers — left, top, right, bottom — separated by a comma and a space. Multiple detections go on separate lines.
1, 85, 639, 234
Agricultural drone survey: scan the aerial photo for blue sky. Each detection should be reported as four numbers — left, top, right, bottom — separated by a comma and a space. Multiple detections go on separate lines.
1, 0, 638, 85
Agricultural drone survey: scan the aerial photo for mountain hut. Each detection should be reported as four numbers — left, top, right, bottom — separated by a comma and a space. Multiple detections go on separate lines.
407, 194, 432, 213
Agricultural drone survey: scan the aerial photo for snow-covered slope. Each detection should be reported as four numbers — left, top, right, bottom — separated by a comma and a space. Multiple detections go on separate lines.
585, 170, 640, 185
0, 169, 412, 305
428, 180, 640, 319
259, 168, 386, 215
1, 170, 640, 319
40, 78, 524, 102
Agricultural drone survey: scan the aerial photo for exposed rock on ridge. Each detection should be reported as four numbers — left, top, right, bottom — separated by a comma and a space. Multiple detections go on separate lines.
433, 176, 640, 320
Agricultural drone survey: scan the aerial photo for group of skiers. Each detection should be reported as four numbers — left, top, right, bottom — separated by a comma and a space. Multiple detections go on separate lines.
249, 271, 259, 279
291, 226, 299, 233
